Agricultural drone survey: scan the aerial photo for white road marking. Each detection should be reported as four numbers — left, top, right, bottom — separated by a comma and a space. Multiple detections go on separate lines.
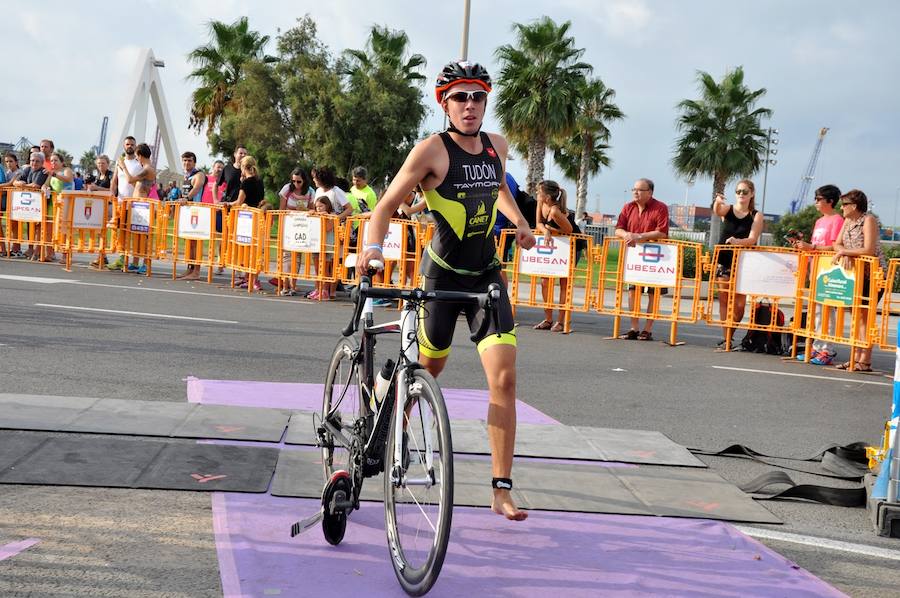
0, 274, 77, 284
69, 280, 313, 305
735, 525, 900, 561
34, 303, 239, 324
711, 365, 891, 387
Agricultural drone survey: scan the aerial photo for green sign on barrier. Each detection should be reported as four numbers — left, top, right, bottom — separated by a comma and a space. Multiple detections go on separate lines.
815, 262, 855, 306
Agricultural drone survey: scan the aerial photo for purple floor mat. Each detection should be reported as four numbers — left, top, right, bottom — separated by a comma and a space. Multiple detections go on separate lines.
213, 493, 844, 598
191, 378, 841, 597
186, 377, 558, 424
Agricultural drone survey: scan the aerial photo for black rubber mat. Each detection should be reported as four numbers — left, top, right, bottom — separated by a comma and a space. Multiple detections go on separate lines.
0, 394, 291, 442
268, 448, 779, 523
282, 413, 706, 468
0, 431, 278, 492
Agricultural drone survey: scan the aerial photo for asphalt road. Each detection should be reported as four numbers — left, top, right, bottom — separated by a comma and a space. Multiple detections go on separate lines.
1, 256, 899, 597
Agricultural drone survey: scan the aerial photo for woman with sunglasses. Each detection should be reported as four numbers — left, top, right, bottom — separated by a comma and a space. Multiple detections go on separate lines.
278, 168, 314, 211
789, 184, 843, 364
832, 189, 885, 372
713, 179, 764, 348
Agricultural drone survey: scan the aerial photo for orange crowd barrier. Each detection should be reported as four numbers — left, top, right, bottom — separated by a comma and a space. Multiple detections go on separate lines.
340, 217, 423, 291
594, 237, 703, 345
263, 210, 341, 297
1, 188, 54, 261
795, 251, 883, 370
501, 229, 593, 334
116, 198, 163, 276
54, 191, 114, 272
165, 202, 226, 283
223, 206, 266, 292
704, 245, 801, 352
878, 258, 900, 350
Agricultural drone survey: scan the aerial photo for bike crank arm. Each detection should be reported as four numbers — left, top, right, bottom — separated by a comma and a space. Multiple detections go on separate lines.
290, 509, 324, 537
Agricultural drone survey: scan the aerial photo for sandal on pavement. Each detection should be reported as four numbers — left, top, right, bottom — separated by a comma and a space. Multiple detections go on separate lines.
550, 322, 564, 333
621, 329, 639, 340
854, 362, 873, 373
835, 361, 852, 370
533, 319, 552, 330
637, 330, 653, 341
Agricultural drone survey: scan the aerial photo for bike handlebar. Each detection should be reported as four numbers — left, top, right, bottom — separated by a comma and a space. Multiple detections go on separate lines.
342, 269, 502, 341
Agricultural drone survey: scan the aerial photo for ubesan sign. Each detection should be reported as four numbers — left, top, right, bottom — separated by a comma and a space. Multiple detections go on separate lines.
622, 243, 678, 286
519, 236, 571, 278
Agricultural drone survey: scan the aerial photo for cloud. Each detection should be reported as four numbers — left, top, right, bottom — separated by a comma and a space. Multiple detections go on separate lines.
566, 0, 654, 41
20, 11, 41, 40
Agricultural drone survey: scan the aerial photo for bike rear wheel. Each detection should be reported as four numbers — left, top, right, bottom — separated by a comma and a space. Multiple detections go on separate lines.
383, 367, 453, 596
320, 337, 364, 481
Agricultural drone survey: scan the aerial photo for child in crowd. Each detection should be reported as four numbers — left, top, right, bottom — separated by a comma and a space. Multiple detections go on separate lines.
310, 196, 337, 301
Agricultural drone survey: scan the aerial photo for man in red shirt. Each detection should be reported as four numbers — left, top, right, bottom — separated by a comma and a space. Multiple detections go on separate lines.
614, 178, 669, 340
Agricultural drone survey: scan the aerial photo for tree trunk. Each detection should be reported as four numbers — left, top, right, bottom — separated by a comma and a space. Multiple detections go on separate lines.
525, 135, 546, 196
707, 171, 728, 249
574, 134, 591, 218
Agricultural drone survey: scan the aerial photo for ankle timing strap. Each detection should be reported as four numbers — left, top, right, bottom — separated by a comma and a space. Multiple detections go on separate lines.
491, 477, 513, 490
446, 121, 480, 137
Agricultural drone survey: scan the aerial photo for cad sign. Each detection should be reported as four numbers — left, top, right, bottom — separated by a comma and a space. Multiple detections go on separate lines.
10, 190, 42, 222
130, 201, 151, 233
623, 242, 678, 286
282, 213, 321, 253
519, 236, 571, 278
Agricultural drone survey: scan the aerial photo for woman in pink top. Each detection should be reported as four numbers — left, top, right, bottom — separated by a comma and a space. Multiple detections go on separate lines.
789, 185, 843, 364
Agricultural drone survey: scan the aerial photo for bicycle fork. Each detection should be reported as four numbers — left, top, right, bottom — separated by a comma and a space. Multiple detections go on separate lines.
390, 301, 435, 489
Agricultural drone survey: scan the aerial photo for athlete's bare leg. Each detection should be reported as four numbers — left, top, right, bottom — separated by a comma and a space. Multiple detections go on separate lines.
420, 346, 527, 521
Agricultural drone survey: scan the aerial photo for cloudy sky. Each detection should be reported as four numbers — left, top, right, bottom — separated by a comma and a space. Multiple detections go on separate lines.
2, 1, 897, 220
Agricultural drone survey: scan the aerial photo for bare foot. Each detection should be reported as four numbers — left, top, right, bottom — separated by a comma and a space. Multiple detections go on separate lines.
491, 489, 528, 521
181, 273, 200, 281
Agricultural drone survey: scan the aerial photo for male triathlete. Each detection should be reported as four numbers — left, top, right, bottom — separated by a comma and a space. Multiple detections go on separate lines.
358, 61, 535, 521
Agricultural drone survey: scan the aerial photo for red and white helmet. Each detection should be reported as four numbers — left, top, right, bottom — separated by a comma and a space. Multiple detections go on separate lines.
434, 60, 492, 104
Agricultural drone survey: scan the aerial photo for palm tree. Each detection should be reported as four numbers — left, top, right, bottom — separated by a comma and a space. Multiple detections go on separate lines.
341, 25, 426, 83
552, 133, 611, 214
672, 66, 772, 246
79, 149, 98, 175
187, 17, 276, 133
555, 78, 623, 217
495, 17, 592, 194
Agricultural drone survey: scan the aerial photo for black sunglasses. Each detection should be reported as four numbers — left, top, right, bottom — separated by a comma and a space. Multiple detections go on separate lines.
445, 90, 488, 104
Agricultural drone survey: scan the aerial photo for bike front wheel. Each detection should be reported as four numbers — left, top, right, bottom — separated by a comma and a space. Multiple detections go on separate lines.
383, 367, 453, 596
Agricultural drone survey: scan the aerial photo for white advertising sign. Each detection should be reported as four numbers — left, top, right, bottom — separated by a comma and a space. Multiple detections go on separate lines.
282, 213, 322, 253
130, 201, 151, 232
734, 251, 799, 298
361, 221, 404, 260
72, 196, 105, 229
235, 210, 254, 245
622, 243, 678, 286
519, 236, 571, 277
177, 204, 211, 240
9, 191, 43, 222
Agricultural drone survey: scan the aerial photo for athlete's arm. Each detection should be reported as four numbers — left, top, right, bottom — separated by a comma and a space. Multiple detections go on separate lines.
358, 138, 439, 273
490, 134, 536, 251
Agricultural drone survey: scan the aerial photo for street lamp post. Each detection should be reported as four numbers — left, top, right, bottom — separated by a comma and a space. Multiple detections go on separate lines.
460, 0, 471, 61
760, 127, 778, 217
894, 187, 900, 240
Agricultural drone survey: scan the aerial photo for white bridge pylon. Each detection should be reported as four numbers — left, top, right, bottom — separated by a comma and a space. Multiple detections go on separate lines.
109, 48, 182, 174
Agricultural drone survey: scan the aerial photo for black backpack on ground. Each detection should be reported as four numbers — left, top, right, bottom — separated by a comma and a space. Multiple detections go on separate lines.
740, 302, 786, 355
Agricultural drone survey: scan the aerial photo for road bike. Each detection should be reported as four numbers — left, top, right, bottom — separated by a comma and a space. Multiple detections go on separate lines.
290, 263, 501, 595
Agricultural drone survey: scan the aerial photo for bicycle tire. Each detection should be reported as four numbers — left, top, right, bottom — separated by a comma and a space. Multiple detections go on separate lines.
383, 367, 453, 596
321, 336, 364, 481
